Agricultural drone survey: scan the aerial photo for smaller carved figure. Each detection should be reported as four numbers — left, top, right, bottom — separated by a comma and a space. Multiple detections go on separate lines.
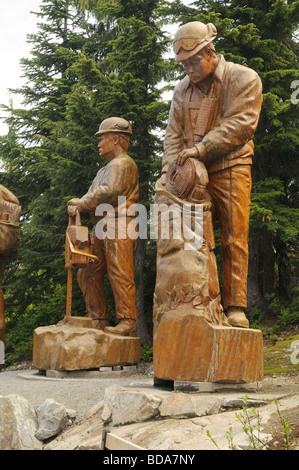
67, 118, 139, 337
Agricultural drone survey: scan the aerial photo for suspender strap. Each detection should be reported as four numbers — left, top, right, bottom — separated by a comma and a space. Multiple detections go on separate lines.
193, 83, 215, 143
183, 86, 193, 148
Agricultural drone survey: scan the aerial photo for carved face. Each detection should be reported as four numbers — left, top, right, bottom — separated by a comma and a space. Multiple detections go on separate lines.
97, 133, 117, 160
180, 50, 214, 85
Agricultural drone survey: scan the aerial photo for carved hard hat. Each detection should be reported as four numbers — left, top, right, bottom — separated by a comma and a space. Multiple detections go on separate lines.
173, 22, 217, 62
95, 117, 132, 137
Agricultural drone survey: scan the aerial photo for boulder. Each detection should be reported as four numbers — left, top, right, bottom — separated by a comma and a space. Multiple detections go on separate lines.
35, 398, 76, 441
102, 385, 161, 426
0, 394, 42, 450
45, 388, 299, 451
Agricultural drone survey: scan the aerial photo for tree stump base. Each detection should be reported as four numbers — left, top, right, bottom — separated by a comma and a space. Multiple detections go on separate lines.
32, 318, 141, 371
153, 306, 263, 384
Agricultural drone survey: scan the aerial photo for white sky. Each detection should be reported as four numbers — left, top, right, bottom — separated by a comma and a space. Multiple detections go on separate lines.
0, 0, 41, 134
0, 1, 189, 136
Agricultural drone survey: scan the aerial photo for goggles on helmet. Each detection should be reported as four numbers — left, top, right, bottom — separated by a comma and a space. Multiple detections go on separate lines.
173, 22, 217, 61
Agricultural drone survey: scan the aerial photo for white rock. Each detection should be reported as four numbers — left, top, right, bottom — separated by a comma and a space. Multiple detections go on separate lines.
44, 393, 299, 451
159, 393, 195, 418
35, 398, 76, 441
222, 397, 267, 408
102, 385, 161, 426
192, 396, 223, 417
159, 393, 222, 418
0, 394, 43, 450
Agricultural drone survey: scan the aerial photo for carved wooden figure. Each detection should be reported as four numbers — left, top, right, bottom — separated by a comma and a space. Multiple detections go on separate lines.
67, 117, 139, 337
153, 22, 264, 385
33, 119, 141, 373
0, 185, 21, 369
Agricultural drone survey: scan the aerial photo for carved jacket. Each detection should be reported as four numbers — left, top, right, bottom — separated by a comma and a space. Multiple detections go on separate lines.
78, 154, 139, 223
162, 55, 263, 174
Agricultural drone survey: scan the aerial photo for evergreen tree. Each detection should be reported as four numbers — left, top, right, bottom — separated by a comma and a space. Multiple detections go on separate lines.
66, 0, 173, 343
0, 0, 110, 362
165, 0, 299, 317
0, 0, 172, 359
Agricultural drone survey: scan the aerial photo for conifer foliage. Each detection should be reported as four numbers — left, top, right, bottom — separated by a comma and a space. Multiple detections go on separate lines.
170, 0, 299, 315
0, 0, 171, 359
0, 0, 298, 362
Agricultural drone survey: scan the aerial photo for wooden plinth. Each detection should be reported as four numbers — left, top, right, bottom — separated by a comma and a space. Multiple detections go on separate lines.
153, 306, 263, 384
33, 318, 141, 371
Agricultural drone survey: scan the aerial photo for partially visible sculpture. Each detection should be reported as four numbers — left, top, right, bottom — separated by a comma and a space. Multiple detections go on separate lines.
0, 185, 21, 369
67, 117, 139, 337
153, 22, 264, 385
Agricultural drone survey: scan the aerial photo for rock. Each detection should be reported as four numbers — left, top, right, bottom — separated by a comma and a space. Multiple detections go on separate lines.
159, 393, 195, 418
84, 400, 104, 419
66, 407, 77, 422
102, 384, 161, 426
193, 396, 223, 417
35, 399, 76, 441
159, 393, 223, 419
44, 391, 299, 451
0, 394, 42, 450
44, 404, 105, 451
222, 397, 267, 409
32, 324, 141, 371
110, 403, 273, 450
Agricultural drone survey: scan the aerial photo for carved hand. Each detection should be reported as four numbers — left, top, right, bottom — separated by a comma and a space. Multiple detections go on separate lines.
67, 198, 81, 216
175, 147, 199, 165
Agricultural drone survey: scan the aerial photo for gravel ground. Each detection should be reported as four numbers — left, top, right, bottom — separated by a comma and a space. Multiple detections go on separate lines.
0, 363, 298, 423
0, 363, 154, 421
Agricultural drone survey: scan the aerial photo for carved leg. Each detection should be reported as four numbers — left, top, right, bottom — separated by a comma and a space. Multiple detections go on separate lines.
77, 237, 109, 329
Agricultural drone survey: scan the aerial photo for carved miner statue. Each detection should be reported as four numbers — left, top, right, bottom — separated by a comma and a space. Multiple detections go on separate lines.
160, 21, 263, 328
67, 117, 139, 337
152, 21, 264, 384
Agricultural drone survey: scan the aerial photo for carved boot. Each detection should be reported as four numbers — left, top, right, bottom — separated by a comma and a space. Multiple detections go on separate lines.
104, 319, 137, 337
92, 319, 109, 330
227, 307, 249, 328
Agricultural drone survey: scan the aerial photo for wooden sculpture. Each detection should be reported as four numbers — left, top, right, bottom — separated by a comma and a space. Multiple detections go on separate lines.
67, 117, 139, 337
0, 185, 21, 369
153, 22, 264, 385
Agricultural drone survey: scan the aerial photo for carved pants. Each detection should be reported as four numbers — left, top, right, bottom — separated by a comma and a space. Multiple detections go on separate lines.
77, 231, 137, 321
207, 164, 252, 309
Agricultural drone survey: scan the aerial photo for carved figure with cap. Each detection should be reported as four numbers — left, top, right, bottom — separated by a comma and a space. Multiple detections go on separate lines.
67, 117, 139, 337
162, 21, 263, 328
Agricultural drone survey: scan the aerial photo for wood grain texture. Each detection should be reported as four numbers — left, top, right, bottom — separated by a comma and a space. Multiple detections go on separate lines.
153, 305, 263, 383
33, 322, 141, 371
